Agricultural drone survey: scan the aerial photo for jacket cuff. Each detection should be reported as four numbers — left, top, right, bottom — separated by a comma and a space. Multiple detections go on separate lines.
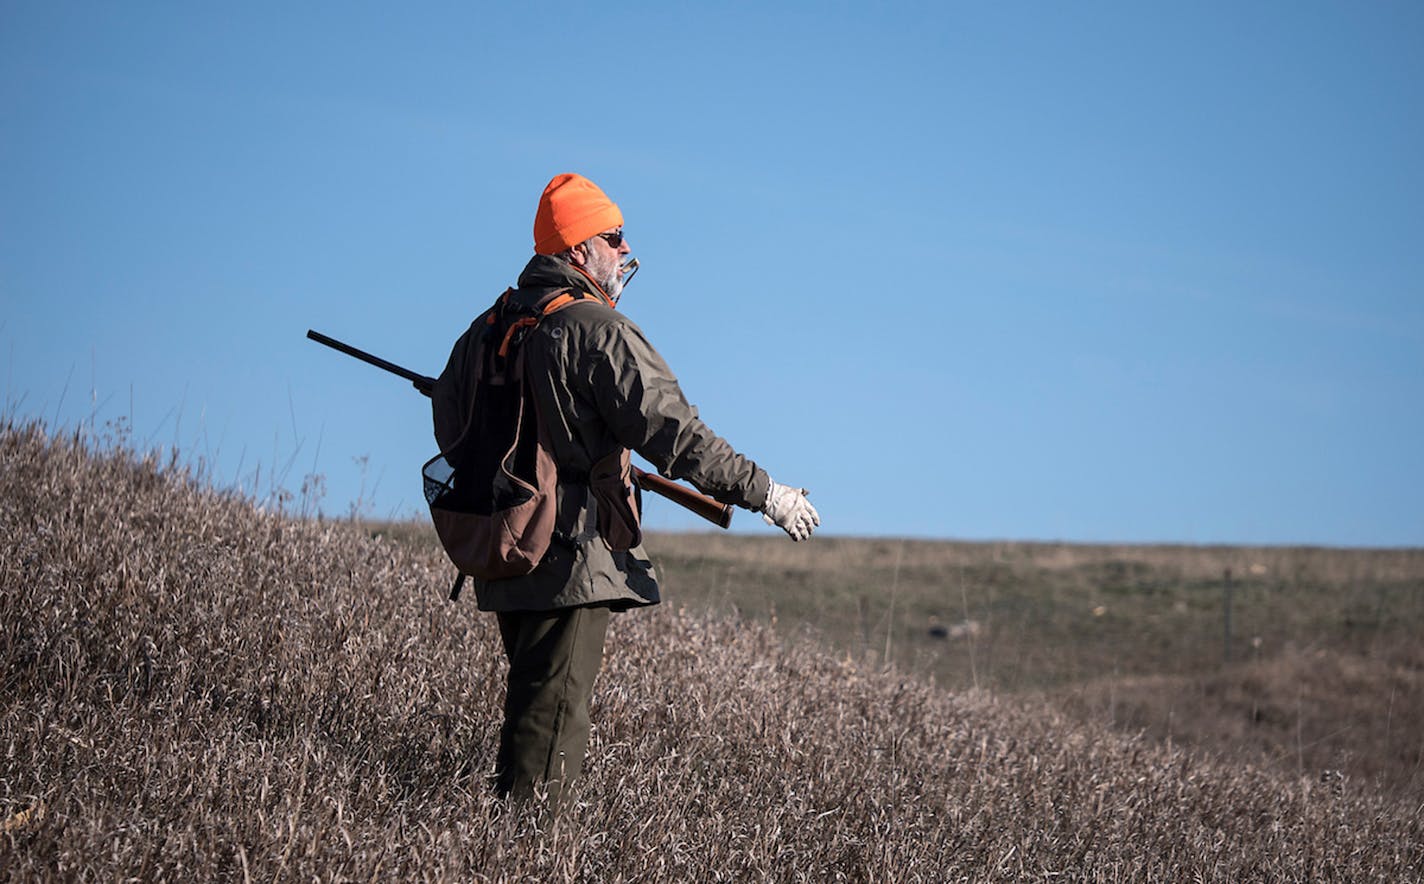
746, 468, 771, 511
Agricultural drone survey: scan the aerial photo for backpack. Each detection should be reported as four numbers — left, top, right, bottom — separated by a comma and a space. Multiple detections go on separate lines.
422, 287, 641, 600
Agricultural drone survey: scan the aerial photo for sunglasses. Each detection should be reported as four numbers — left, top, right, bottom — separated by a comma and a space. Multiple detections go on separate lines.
597, 229, 625, 248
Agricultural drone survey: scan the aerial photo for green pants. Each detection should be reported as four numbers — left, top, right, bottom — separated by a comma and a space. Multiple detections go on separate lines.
494, 604, 611, 802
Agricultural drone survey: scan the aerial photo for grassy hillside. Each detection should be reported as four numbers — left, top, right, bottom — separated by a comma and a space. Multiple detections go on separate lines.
2, 421, 1421, 880
642, 531, 1424, 802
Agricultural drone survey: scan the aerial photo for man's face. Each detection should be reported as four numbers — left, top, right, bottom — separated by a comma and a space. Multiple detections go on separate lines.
583, 227, 631, 301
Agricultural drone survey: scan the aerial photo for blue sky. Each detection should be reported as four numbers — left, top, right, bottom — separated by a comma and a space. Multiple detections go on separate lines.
3, 2, 1421, 546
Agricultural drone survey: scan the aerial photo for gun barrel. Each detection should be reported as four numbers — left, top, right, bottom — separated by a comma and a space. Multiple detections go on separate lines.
307, 329, 435, 396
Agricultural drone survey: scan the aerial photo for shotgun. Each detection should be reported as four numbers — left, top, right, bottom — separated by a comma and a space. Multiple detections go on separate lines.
306, 329, 734, 529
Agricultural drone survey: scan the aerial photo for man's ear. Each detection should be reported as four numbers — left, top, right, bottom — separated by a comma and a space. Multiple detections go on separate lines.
566, 242, 589, 268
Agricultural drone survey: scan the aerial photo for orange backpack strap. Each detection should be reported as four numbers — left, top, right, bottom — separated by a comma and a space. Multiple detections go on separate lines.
540, 291, 581, 315
495, 289, 602, 356
540, 289, 603, 316
497, 316, 540, 358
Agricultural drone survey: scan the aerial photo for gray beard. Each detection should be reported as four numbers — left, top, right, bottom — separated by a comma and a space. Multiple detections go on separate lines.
600, 271, 623, 302
587, 249, 623, 301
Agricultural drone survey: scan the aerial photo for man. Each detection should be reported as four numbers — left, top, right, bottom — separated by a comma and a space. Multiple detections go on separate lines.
431, 173, 819, 803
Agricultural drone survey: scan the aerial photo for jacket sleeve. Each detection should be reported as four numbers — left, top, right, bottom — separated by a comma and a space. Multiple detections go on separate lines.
583, 314, 770, 511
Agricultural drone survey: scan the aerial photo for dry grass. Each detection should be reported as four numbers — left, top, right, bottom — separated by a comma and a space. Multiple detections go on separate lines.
2, 420, 1422, 881
1056, 644, 1424, 801
643, 532, 1424, 689
645, 529, 1424, 802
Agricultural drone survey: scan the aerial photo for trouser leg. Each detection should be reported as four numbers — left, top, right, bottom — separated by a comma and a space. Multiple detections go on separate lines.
494, 605, 611, 802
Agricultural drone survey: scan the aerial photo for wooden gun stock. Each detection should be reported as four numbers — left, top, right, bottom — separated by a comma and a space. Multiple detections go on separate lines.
632, 467, 734, 529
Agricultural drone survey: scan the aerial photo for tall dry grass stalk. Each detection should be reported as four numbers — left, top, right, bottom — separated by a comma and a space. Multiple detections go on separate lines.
2, 420, 1421, 880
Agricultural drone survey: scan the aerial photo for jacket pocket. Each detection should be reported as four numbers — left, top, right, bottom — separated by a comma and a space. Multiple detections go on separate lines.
588, 448, 642, 551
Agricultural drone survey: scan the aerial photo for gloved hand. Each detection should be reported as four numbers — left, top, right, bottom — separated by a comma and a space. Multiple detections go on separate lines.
761, 478, 820, 541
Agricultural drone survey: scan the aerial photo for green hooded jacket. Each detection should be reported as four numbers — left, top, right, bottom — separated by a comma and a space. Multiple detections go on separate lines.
432, 255, 770, 612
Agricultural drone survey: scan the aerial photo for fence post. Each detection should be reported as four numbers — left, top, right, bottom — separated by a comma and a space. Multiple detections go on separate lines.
1223, 567, 1234, 665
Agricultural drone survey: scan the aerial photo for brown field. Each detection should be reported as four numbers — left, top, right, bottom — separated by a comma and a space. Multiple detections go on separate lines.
639, 531, 1424, 804
3, 420, 1422, 881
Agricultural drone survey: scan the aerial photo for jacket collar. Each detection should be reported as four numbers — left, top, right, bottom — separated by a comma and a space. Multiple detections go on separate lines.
514, 254, 614, 308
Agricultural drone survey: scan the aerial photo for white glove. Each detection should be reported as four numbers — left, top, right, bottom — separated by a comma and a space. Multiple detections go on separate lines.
761, 478, 820, 542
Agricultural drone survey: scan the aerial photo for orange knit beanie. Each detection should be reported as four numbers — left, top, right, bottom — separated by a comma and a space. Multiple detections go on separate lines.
532, 173, 623, 255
